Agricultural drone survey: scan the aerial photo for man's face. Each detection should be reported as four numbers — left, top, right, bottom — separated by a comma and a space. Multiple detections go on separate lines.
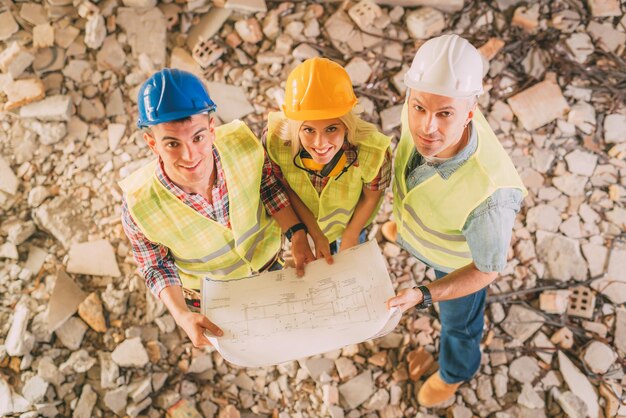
144, 113, 215, 193
407, 89, 476, 159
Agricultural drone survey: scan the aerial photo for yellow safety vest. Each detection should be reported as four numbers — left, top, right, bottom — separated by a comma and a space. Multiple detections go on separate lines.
393, 105, 527, 272
266, 112, 391, 243
119, 120, 281, 290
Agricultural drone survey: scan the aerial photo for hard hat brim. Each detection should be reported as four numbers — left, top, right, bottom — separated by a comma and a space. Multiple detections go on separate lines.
281, 100, 356, 121
404, 78, 483, 99
137, 105, 216, 128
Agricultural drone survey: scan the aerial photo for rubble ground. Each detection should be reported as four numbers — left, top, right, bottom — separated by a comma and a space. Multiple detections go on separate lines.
1, 0, 625, 417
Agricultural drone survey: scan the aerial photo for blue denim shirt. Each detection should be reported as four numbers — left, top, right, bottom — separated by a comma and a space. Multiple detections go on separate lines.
404, 122, 523, 273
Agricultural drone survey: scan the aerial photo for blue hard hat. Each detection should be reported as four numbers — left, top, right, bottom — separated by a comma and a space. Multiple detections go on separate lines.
136, 68, 217, 128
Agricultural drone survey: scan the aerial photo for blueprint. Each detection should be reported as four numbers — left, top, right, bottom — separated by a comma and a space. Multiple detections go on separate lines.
202, 239, 401, 367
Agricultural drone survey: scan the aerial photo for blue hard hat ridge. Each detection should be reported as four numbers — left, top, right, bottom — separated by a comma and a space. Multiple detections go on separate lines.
136, 68, 217, 128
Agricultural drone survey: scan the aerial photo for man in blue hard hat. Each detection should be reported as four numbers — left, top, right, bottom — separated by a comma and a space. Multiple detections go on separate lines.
119, 69, 314, 347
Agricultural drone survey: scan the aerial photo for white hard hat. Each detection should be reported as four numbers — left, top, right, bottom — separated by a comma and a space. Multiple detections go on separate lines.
404, 34, 484, 98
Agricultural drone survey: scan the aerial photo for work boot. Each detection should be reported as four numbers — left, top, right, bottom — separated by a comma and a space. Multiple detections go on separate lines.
417, 371, 462, 407
381, 221, 397, 242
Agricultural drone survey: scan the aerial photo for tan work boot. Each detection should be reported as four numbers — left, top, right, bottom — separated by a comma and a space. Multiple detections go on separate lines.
381, 221, 397, 242
417, 371, 462, 407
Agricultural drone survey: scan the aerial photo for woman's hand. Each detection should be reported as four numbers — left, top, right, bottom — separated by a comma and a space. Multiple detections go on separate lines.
339, 230, 360, 252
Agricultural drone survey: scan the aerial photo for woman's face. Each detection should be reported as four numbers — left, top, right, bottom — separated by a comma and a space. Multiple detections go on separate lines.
298, 118, 346, 164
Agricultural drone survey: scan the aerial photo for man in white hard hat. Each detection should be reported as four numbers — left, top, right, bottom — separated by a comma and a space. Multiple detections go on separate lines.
386, 34, 527, 407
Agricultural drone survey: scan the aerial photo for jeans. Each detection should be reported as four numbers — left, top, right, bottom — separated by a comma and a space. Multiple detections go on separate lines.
329, 229, 367, 254
434, 269, 486, 384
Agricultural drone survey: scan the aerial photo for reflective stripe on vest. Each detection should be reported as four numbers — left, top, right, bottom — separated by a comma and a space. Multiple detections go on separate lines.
119, 120, 281, 289
393, 103, 527, 271
266, 112, 391, 243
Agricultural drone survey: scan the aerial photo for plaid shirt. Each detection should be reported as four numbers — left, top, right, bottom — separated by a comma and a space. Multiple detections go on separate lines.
264, 136, 392, 194
121, 146, 290, 297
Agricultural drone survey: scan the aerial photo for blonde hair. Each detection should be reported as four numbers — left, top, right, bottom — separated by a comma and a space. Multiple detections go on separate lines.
274, 110, 380, 157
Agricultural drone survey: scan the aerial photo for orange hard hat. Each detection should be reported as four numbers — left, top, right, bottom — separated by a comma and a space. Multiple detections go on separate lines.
282, 57, 357, 121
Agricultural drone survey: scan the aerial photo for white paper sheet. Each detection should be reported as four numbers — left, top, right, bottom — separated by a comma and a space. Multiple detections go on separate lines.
202, 240, 401, 367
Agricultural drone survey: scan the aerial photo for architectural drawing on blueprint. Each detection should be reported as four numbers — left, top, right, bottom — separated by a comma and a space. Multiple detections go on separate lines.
201, 240, 400, 367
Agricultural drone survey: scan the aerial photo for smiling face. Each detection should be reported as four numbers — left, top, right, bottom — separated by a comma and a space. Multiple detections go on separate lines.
298, 118, 347, 165
144, 113, 215, 195
407, 89, 476, 159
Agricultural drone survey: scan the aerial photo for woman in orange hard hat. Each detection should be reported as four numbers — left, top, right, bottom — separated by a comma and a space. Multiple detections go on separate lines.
265, 57, 392, 261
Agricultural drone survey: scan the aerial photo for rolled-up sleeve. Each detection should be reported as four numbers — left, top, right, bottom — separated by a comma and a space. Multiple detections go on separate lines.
462, 188, 524, 273
121, 198, 182, 297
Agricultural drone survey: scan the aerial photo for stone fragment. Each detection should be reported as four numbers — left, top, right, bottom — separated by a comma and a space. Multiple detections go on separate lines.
0, 42, 35, 78
335, 357, 358, 380
19, 95, 72, 121
518, 383, 544, 409
565, 149, 597, 177
325, 11, 355, 43
507, 80, 569, 131
478, 37, 505, 61
536, 231, 587, 281
186, 8, 232, 51
6, 302, 34, 356
0, 156, 19, 195
24, 247, 47, 275
235, 18, 263, 44
539, 290, 570, 314
588, 0, 621, 17
61, 349, 96, 373
123, 0, 157, 6
47, 270, 87, 332
292, 44, 319, 60
112, 337, 149, 367
99, 352, 120, 389
364, 388, 389, 411
78, 292, 107, 332
85, 14, 106, 50
509, 356, 540, 383
73, 385, 97, 418
20, 3, 47, 25
127, 397, 152, 417
583, 341, 616, 374
0, 12, 19, 41
3, 78, 46, 111
344, 57, 372, 86
54, 25, 79, 49
554, 389, 588, 418
558, 351, 599, 418
526, 204, 561, 232
225, 0, 267, 13
104, 386, 128, 414
407, 347, 434, 381
303, 357, 335, 380
33, 23, 54, 49
55, 316, 88, 350
531, 332, 555, 364
67, 240, 121, 277
603, 114, 625, 143
501, 305, 544, 342
568, 102, 596, 135
0, 243, 18, 259
22, 375, 48, 404
206, 82, 254, 122
338, 371, 374, 409
406, 7, 445, 39
565, 32, 594, 63
380, 105, 403, 132
512, 4, 540, 32
551, 327, 574, 349
117, 7, 166, 66
592, 245, 626, 304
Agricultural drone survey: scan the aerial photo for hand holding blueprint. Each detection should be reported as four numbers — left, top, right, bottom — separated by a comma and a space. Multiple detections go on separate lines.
202, 240, 401, 367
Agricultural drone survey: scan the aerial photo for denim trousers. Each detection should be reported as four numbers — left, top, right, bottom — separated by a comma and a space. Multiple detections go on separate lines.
434, 269, 487, 384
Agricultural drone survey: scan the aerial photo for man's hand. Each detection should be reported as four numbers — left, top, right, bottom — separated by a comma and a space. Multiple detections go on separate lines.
290, 229, 316, 277
311, 231, 333, 265
387, 288, 423, 312
174, 310, 223, 348
339, 230, 360, 252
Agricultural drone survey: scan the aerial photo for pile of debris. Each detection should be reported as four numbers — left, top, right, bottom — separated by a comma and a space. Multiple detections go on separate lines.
0, 0, 625, 417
